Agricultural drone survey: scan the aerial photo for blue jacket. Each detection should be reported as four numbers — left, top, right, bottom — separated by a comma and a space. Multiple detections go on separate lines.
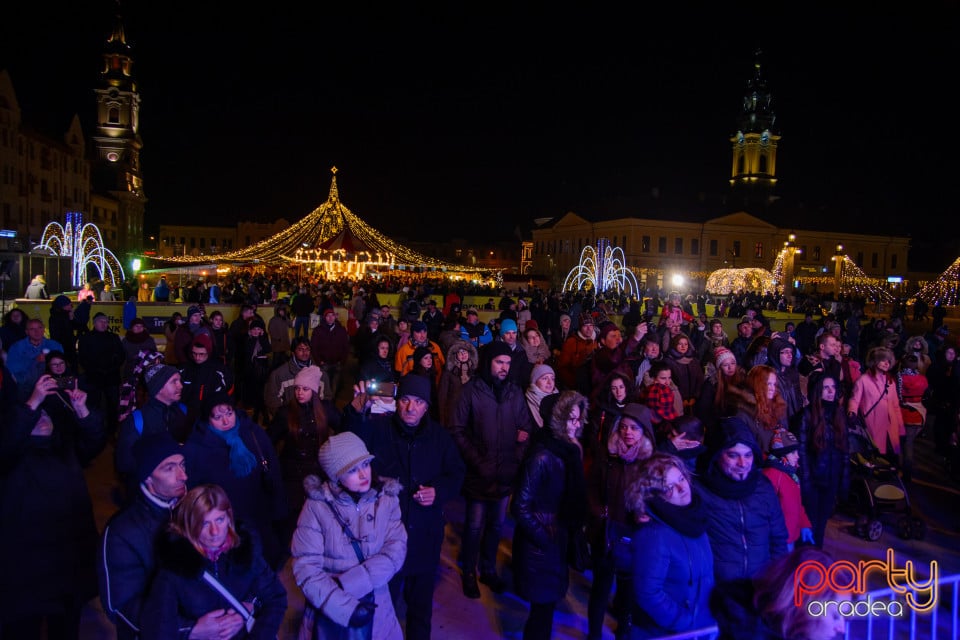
697, 417, 789, 585
630, 512, 716, 638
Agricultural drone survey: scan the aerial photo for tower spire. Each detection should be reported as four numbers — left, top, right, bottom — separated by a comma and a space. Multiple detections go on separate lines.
728, 49, 780, 211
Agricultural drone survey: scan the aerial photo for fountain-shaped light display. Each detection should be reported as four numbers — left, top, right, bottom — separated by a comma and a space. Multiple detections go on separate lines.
38, 212, 125, 288
562, 238, 639, 296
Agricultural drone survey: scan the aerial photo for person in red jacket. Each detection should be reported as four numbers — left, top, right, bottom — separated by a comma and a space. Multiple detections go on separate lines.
761, 429, 814, 550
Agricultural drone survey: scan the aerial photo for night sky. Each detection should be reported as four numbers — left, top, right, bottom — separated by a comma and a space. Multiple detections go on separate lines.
2, 4, 958, 263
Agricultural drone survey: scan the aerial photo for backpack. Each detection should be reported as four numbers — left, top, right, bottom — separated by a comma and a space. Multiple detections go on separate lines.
132, 402, 188, 434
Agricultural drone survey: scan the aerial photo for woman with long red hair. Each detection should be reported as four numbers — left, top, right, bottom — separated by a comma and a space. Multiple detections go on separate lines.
731, 364, 788, 455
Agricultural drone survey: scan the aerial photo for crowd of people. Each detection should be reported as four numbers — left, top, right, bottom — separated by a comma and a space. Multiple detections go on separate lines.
0, 275, 957, 640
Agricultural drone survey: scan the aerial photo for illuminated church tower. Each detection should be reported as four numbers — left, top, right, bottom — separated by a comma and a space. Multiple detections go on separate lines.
91, 9, 145, 255
728, 50, 780, 211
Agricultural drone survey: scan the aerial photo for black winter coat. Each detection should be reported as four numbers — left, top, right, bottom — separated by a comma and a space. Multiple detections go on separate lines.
343, 405, 466, 575
511, 425, 586, 604
0, 401, 105, 622
141, 526, 287, 640
98, 486, 177, 639
184, 414, 288, 569
450, 376, 533, 499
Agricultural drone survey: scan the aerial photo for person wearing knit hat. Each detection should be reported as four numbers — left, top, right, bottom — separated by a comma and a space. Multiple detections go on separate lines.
397, 372, 432, 405
186, 305, 202, 321
500, 318, 518, 334
145, 364, 181, 401
133, 432, 186, 488
714, 346, 737, 370
761, 428, 813, 548
317, 431, 376, 482
115, 363, 189, 497
100, 432, 187, 636
192, 333, 213, 355
526, 363, 558, 428
52, 294, 72, 310
291, 431, 406, 638
293, 364, 323, 394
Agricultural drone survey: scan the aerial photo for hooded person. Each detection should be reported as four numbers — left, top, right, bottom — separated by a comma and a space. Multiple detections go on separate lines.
438, 339, 479, 426
761, 429, 814, 549
696, 416, 789, 586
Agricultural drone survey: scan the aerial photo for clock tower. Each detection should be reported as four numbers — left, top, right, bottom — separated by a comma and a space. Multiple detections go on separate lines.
729, 50, 780, 210
92, 9, 145, 255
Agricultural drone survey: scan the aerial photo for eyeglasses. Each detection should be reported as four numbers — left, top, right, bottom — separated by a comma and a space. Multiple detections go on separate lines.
567, 415, 582, 424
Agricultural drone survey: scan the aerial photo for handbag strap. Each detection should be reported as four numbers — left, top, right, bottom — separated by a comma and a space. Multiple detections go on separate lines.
202, 571, 253, 623
863, 377, 889, 418
323, 499, 365, 563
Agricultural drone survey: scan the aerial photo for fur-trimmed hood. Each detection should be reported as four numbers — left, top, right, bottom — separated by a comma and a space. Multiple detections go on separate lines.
155, 524, 256, 578
445, 339, 479, 373
302, 474, 402, 502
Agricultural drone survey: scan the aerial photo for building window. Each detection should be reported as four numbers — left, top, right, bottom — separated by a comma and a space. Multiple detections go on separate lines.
754, 242, 764, 259
642, 236, 651, 253
658, 237, 667, 253
691, 239, 699, 255
813, 246, 821, 261
871, 252, 878, 268
109, 107, 120, 124
799, 246, 807, 260
709, 239, 718, 256
732, 241, 741, 258
674, 238, 683, 254
856, 252, 864, 266
891, 254, 898, 269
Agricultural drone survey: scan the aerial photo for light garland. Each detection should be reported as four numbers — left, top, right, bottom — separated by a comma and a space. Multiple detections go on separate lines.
915, 257, 960, 306
706, 268, 776, 294
160, 167, 492, 276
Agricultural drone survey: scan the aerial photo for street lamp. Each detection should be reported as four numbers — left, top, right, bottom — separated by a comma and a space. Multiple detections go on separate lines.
782, 233, 801, 302
832, 244, 844, 296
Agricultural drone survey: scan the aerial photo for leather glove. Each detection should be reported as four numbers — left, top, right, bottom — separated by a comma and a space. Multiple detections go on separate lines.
801, 528, 816, 545
348, 600, 377, 628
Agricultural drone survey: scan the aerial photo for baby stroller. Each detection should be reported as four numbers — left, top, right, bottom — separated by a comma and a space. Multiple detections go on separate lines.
846, 418, 924, 541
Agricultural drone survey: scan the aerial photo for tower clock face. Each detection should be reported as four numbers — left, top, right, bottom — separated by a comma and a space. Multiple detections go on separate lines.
106, 152, 119, 162
109, 89, 119, 99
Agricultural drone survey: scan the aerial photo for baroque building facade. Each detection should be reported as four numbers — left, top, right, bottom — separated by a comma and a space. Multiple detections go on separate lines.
530, 54, 910, 294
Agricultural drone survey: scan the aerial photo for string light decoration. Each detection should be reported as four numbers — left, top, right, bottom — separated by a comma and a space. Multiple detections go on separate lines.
38, 211, 126, 288
915, 257, 960, 306
562, 238, 640, 296
705, 268, 776, 294
771, 251, 894, 301
159, 167, 492, 277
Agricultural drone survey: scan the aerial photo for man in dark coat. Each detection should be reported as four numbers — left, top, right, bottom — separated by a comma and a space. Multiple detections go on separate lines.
78, 311, 126, 435
696, 416, 789, 587
115, 365, 189, 498
343, 373, 465, 640
450, 341, 533, 598
98, 433, 187, 640
310, 307, 351, 400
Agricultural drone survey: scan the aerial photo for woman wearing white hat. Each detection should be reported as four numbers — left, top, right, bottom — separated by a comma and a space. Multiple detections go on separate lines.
292, 432, 407, 640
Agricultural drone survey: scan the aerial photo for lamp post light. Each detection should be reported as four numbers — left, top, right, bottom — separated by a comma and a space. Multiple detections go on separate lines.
782, 233, 800, 303
832, 244, 844, 296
